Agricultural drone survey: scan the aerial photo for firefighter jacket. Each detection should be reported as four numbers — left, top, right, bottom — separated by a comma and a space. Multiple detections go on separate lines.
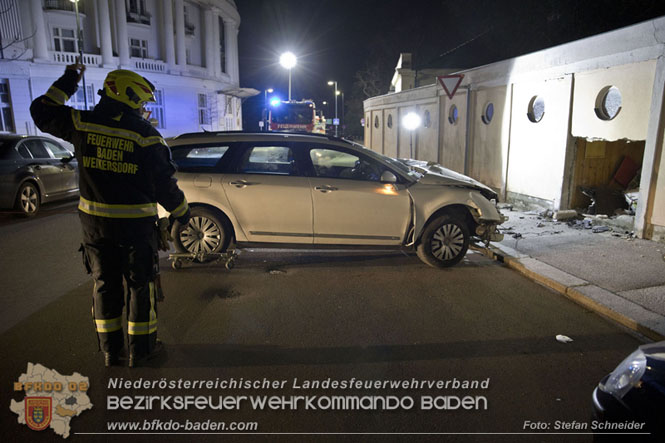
30, 68, 190, 242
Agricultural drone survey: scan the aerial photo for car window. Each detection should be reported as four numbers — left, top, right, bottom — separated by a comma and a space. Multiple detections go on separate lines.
43, 140, 72, 159
310, 148, 382, 181
171, 145, 230, 172
23, 140, 51, 159
16, 143, 32, 159
239, 145, 296, 175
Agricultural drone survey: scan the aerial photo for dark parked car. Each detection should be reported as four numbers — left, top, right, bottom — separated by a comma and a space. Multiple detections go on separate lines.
592, 340, 665, 439
0, 135, 78, 216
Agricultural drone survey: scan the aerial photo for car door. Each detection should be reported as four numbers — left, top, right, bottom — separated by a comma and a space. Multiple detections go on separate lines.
222, 142, 313, 243
306, 145, 411, 246
20, 139, 63, 196
42, 139, 78, 195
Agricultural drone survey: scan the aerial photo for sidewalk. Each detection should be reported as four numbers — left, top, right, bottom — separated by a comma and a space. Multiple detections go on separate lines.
480, 207, 665, 341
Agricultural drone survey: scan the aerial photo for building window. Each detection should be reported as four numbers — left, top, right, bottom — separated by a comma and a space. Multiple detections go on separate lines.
184, 5, 196, 36
44, 0, 86, 14
198, 93, 211, 125
374, 115, 379, 128
0, 79, 15, 133
53, 27, 76, 53
387, 114, 393, 128
130, 39, 148, 58
67, 84, 95, 110
145, 90, 165, 128
448, 104, 459, 125
595, 86, 622, 121
527, 96, 545, 123
126, 0, 150, 24
481, 102, 494, 125
218, 17, 226, 73
423, 110, 431, 128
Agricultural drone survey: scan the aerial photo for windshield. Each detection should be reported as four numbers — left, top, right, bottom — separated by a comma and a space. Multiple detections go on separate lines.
270, 103, 314, 124
349, 141, 423, 181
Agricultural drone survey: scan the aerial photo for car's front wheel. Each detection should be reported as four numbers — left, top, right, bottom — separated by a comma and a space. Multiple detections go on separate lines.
16, 182, 40, 217
416, 215, 470, 268
171, 207, 228, 258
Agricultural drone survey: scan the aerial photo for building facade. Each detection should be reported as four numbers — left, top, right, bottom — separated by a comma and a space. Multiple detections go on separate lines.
363, 17, 665, 242
0, 0, 248, 139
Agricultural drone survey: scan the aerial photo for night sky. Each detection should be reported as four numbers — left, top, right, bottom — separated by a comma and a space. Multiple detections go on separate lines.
236, 0, 665, 136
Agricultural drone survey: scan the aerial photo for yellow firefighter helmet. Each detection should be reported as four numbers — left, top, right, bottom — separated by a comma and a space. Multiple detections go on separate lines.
102, 69, 156, 109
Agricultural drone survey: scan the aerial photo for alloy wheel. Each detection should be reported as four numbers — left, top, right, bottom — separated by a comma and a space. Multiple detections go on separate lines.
179, 216, 222, 254
431, 223, 465, 261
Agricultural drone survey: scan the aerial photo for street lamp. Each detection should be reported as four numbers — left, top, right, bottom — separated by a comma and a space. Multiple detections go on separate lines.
337, 90, 345, 138
70, 0, 87, 109
327, 81, 338, 136
263, 88, 273, 131
279, 52, 297, 101
402, 111, 421, 159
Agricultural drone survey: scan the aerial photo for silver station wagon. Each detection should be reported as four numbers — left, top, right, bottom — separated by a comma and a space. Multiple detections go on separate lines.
164, 132, 505, 267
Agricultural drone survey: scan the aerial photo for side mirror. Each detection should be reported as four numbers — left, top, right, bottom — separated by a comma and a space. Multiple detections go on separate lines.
380, 170, 397, 183
61, 155, 74, 164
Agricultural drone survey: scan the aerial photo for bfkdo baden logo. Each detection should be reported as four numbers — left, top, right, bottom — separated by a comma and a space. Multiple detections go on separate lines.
25, 397, 52, 431
10, 363, 93, 439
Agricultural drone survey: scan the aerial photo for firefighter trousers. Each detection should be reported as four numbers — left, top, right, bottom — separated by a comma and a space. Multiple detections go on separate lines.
81, 240, 158, 357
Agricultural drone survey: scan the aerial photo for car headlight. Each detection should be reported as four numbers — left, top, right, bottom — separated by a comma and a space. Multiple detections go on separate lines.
598, 349, 647, 399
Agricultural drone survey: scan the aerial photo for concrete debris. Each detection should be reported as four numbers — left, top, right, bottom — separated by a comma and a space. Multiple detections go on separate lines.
497, 203, 514, 210
537, 223, 545, 228
512, 233, 523, 239
556, 335, 574, 343
540, 209, 554, 219
592, 226, 610, 233
554, 210, 578, 221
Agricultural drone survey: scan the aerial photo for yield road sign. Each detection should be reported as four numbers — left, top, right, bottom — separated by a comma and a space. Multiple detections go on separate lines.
438, 74, 464, 99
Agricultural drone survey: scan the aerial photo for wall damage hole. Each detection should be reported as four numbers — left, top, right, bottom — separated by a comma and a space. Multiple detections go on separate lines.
595, 86, 622, 121
481, 102, 494, 124
448, 104, 459, 124
527, 95, 545, 123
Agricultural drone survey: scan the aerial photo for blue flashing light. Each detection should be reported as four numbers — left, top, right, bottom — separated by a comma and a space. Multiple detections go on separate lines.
270, 98, 282, 107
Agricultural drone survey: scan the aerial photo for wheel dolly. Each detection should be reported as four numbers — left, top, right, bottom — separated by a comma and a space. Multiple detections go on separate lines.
168, 250, 238, 270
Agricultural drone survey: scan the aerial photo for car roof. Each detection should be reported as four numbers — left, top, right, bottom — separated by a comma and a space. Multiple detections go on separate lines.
166, 131, 352, 147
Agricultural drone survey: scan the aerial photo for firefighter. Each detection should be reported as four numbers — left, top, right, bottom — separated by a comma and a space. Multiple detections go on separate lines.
30, 63, 190, 368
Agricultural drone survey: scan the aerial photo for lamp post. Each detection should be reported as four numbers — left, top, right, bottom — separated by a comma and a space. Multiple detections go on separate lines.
263, 88, 273, 131
327, 80, 338, 136
279, 52, 297, 101
402, 111, 421, 159
337, 90, 345, 137
70, 0, 87, 109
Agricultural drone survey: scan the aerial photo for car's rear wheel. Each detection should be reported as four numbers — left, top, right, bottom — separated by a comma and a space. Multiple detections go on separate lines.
172, 207, 228, 259
16, 182, 40, 217
416, 215, 470, 268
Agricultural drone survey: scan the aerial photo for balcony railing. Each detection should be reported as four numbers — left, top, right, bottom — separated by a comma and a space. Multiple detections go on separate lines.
133, 58, 165, 73
52, 51, 100, 65
43, 0, 85, 14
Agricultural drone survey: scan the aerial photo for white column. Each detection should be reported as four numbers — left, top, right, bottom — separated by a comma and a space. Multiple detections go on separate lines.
162, 0, 176, 70
223, 18, 239, 84
97, 0, 114, 67
204, 8, 215, 78
30, 0, 49, 61
115, 0, 130, 67
174, 0, 186, 70
212, 12, 221, 77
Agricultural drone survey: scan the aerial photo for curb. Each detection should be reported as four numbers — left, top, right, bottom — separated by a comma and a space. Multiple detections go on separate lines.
477, 245, 665, 342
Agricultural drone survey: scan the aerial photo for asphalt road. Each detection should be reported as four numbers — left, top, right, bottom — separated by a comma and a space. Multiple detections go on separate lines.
0, 204, 647, 442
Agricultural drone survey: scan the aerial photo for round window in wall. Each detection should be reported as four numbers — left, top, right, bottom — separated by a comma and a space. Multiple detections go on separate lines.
448, 104, 459, 125
423, 110, 431, 128
595, 86, 622, 120
374, 115, 379, 128
481, 102, 494, 125
387, 114, 393, 128
527, 95, 545, 123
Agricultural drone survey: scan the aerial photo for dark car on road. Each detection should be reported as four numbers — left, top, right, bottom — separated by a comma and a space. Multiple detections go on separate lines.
592, 340, 665, 439
0, 135, 78, 216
